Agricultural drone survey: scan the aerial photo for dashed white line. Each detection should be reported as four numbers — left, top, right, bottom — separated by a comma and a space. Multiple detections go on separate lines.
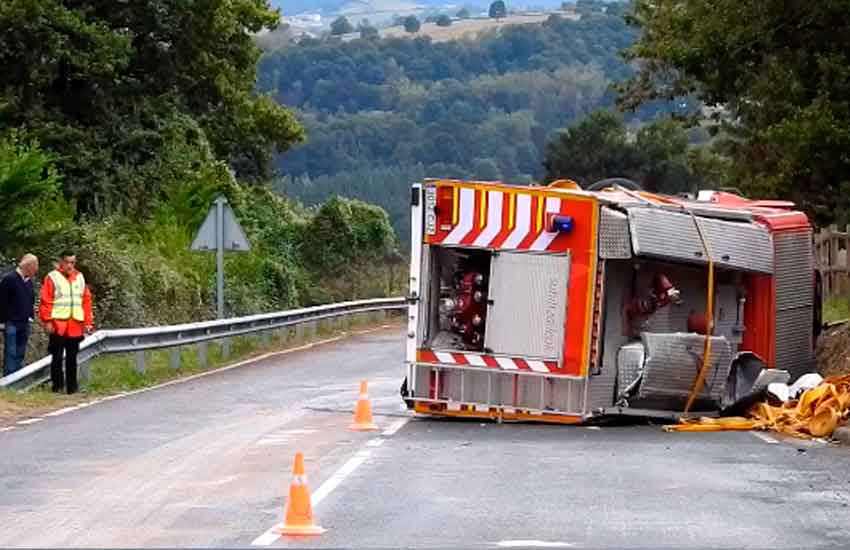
312, 450, 371, 506
495, 541, 573, 548
0, 426, 15, 432
366, 438, 385, 447
44, 406, 80, 417
255, 438, 291, 446
251, 450, 373, 546
382, 417, 410, 436
751, 431, 779, 445
16, 417, 43, 425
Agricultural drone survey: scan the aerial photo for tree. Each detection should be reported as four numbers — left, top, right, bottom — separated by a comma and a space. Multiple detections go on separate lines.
330, 16, 355, 35
620, 0, 850, 226
543, 111, 692, 193
0, 132, 71, 251
489, 1, 507, 19
543, 111, 637, 186
359, 24, 380, 40
457, 8, 472, 19
436, 15, 453, 27
0, 0, 304, 215
403, 16, 421, 33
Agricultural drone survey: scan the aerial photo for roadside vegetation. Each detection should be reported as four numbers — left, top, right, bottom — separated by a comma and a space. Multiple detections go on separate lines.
0, 1, 404, 362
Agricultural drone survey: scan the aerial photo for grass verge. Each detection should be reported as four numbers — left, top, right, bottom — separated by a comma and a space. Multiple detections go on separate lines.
824, 297, 850, 324
1, 312, 401, 425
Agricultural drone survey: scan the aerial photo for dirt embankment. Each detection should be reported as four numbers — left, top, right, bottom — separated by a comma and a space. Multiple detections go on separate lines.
817, 321, 850, 378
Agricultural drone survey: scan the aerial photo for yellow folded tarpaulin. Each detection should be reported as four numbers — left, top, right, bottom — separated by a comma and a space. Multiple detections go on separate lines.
665, 374, 850, 438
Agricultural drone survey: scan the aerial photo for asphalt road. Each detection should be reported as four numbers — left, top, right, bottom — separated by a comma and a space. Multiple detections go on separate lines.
1, 327, 850, 549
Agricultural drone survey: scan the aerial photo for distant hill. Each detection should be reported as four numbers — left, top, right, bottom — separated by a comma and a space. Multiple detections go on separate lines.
270, 0, 571, 16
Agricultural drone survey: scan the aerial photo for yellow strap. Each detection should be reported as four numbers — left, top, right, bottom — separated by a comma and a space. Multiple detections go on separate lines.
684, 212, 715, 415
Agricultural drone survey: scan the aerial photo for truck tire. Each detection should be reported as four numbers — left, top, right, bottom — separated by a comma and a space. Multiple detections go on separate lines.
586, 178, 642, 191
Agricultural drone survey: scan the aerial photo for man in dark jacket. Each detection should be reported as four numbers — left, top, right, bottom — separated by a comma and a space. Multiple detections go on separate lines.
0, 254, 39, 377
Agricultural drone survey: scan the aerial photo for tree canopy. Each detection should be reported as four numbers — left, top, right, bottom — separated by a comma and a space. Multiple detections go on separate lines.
404, 16, 421, 33
331, 16, 355, 35
543, 110, 692, 194
0, 0, 304, 216
620, 0, 850, 226
489, 1, 507, 19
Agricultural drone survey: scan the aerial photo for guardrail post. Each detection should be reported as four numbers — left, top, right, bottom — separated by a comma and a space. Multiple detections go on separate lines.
198, 342, 208, 369
294, 322, 304, 343
80, 363, 91, 383
170, 348, 181, 370
134, 351, 145, 374
310, 320, 318, 339
261, 330, 271, 348
278, 327, 288, 347
221, 339, 231, 360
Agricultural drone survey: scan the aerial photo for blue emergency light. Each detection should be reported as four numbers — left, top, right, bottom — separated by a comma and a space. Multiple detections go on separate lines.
548, 214, 574, 233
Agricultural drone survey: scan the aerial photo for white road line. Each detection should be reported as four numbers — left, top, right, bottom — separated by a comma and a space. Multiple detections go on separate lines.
382, 417, 410, 437
366, 438, 385, 447
44, 406, 80, 417
751, 431, 779, 445
16, 417, 43, 425
283, 429, 318, 435
251, 450, 373, 546
312, 450, 371, 506
495, 541, 573, 548
255, 438, 291, 446
0, 426, 15, 432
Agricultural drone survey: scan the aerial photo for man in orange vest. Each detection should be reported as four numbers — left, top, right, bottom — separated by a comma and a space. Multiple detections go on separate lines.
39, 251, 93, 394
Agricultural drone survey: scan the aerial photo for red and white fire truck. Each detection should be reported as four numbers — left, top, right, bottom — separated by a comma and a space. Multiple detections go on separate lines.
402, 178, 821, 423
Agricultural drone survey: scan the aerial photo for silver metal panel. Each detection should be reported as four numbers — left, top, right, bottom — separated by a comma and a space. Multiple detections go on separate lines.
617, 342, 645, 396
417, 244, 432, 346
550, 377, 585, 414
599, 207, 632, 259
774, 230, 814, 378
627, 207, 774, 274
638, 332, 733, 402
775, 230, 814, 310
712, 285, 741, 353
775, 308, 814, 376
485, 252, 570, 361
587, 260, 631, 410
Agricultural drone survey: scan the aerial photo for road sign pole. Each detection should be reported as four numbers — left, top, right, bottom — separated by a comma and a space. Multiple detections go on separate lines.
216, 197, 225, 319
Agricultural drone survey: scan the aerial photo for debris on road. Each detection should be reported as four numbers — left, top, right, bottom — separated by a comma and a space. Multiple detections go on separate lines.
665, 374, 850, 439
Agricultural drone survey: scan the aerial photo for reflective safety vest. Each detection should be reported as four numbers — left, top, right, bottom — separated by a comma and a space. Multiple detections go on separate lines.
47, 270, 86, 321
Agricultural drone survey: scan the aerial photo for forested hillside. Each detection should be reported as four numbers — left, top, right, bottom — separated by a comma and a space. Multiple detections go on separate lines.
260, 10, 687, 236
0, 1, 401, 334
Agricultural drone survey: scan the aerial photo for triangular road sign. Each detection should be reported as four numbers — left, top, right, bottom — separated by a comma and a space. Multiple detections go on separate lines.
191, 197, 251, 252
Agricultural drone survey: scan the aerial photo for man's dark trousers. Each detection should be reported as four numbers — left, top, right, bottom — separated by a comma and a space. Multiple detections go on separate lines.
3, 322, 29, 377
49, 333, 82, 394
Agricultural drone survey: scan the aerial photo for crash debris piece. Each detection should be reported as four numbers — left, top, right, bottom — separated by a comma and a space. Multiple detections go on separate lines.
665, 373, 850, 439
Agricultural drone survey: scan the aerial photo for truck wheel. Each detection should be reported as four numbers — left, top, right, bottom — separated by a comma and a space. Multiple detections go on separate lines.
400, 378, 414, 409
586, 178, 643, 191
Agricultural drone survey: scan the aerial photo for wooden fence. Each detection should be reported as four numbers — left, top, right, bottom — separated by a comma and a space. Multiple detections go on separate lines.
815, 225, 850, 299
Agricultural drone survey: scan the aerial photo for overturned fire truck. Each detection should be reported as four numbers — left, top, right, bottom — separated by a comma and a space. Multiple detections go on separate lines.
401, 178, 822, 423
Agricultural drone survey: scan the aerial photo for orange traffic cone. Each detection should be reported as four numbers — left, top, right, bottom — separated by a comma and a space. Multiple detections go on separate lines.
274, 452, 326, 536
349, 380, 379, 431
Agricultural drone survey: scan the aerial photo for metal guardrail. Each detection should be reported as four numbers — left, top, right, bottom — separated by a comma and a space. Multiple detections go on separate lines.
0, 297, 406, 391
